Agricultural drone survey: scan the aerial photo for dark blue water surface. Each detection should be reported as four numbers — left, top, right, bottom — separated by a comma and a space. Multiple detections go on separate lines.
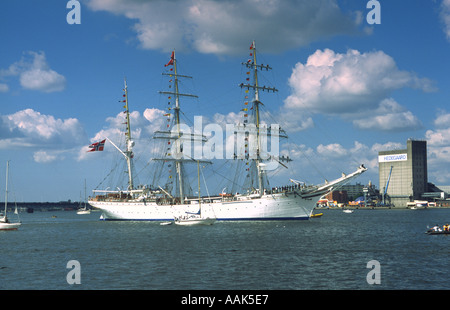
1, 208, 449, 290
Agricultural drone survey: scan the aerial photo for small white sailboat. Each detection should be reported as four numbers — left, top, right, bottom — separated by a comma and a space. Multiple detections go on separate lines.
174, 214, 215, 226
174, 160, 216, 226
77, 209, 91, 215
77, 179, 91, 215
0, 161, 21, 231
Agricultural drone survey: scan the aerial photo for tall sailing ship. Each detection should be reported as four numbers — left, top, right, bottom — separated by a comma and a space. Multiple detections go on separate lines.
88, 42, 367, 221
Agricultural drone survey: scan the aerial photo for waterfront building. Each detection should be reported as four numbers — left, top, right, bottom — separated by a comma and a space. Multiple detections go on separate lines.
339, 183, 365, 200
378, 139, 427, 207
325, 190, 348, 204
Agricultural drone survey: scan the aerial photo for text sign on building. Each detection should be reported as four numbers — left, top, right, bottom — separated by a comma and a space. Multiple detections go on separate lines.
378, 154, 407, 163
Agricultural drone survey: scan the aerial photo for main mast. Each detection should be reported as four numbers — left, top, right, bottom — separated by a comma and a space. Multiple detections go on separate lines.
123, 78, 134, 191
252, 42, 263, 195
159, 50, 198, 204
240, 41, 278, 196
173, 51, 184, 204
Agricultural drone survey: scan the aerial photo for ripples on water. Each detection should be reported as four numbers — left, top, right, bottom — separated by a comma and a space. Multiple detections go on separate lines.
1, 208, 449, 290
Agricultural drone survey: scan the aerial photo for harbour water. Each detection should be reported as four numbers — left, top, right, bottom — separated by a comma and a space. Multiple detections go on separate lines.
1, 208, 449, 291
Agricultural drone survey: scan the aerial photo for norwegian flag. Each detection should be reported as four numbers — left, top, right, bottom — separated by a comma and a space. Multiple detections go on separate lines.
87, 139, 106, 152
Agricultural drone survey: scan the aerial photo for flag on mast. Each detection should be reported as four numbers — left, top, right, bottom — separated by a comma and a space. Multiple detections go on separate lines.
87, 139, 106, 152
165, 51, 174, 67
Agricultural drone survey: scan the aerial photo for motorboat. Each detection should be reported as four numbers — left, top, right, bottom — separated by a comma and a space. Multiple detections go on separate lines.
310, 213, 323, 218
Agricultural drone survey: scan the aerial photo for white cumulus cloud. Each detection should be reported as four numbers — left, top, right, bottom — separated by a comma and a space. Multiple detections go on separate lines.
284, 48, 434, 132
0, 109, 86, 162
77, 108, 166, 161
440, 0, 450, 41
425, 112, 450, 183
33, 150, 59, 163
0, 51, 66, 93
4, 109, 83, 142
352, 98, 422, 131
86, 0, 361, 55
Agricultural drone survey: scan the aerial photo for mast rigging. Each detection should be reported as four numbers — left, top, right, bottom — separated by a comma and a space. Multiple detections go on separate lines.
238, 41, 278, 196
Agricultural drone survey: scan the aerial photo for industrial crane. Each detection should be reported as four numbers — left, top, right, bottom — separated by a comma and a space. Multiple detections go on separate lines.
381, 166, 393, 206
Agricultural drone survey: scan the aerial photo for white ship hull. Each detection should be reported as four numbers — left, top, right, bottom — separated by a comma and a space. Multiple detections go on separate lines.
89, 192, 320, 221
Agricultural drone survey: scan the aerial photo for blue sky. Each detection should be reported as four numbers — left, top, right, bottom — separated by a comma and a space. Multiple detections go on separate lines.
1, 0, 450, 202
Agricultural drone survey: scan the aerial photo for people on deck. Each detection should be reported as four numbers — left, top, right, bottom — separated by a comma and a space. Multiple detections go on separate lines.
431, 225, 442, 232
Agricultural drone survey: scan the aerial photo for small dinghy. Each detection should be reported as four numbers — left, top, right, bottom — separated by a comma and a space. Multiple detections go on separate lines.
426, 224, 450, 235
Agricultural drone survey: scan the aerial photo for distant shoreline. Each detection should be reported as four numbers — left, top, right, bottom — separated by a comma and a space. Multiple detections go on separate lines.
1, 201, 80, 212
321, 205, 450, 210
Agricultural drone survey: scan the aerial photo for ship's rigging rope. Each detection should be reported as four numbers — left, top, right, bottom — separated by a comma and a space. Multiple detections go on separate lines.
93, 161, 120, 191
